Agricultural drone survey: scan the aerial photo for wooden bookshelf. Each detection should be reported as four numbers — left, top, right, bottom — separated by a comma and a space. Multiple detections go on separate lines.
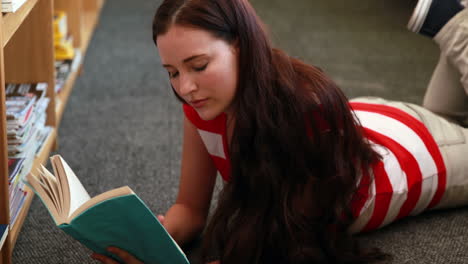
0, 0, 105, 262
54, 0, 105, 126
0, 2, 11, 263
2, 0, 39, 47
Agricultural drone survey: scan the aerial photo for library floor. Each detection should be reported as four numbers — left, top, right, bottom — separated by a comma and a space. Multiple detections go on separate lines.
12, 0, 468, 263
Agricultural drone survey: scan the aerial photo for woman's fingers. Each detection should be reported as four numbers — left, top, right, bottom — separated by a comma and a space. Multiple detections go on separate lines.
157, 214, 165, 225
91, 247, 143, 264
107, 247, 144, 264
90, 253, 119, 264
207, 261, 220, 264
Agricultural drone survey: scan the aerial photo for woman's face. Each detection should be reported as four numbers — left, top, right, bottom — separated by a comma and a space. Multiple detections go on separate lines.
157, 25, 239, 121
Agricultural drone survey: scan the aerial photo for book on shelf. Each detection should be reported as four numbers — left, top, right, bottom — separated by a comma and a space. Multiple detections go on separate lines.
1, 0, 27, 13
8, 148, 33, 227
34, 126, 53, 155
25, 155, 190, 264
54, 10, 75, 62
6, 83, 50, 153
8, 158, 24, 181
55, 49, 82, 93
9, 187, 26, 227
6, 83, 47, 127
5, 83, 47, 98
7, 123, 52, 227
54, 11, 68, 43
6, 95, 35, 127
0, 225, 8, 250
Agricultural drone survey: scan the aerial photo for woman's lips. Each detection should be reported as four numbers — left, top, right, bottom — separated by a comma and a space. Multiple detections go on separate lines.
190, 99, 208, 108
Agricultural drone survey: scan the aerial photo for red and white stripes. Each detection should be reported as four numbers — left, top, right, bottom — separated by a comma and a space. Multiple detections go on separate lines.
183, 102, 447, 233
349, 102, 446, 233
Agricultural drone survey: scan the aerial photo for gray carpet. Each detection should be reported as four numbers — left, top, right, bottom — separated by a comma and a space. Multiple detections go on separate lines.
12, 0, 468, 263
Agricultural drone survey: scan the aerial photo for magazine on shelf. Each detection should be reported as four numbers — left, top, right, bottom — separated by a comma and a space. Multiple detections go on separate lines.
6, 83, 46, 96
55, 49, 82, 93
34, 126, 53, 155
2, 0, 27, 13
8, 126, 39, 156
8, 158, 24, 181
9, 185, 27, 226
6, 83, 47, 126
6, 83, 47, 101
6, 96, 35, 125
0, 225, 8, 250
6, 83, 50, 160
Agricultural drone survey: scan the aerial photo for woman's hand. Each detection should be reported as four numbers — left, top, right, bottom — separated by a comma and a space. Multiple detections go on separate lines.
207, 261, 220, 264
91, 214, 164, 263
157, 214, 165, 225
91, 247, 143, 264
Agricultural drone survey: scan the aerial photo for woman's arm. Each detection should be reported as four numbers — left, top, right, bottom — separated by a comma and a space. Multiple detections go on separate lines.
162, 116, 218, 245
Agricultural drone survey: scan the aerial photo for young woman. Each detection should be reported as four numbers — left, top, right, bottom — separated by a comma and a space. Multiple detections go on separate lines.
92, 0, 468, 263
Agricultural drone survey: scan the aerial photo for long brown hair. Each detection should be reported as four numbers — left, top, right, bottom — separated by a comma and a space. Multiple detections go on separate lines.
153, 0, 388, 263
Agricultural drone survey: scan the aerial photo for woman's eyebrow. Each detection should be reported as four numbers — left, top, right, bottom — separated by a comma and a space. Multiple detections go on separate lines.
162, 54, 207, 68
183, 54, 207, 63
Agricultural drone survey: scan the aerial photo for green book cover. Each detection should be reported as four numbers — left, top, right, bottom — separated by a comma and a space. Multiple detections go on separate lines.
25, 155, 190, 264
59, 195, 189, 263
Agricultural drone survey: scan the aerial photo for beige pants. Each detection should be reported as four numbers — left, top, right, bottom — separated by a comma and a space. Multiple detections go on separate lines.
423, 9, 468, 126
351, 97, 468, 210
350, 9, 468, 210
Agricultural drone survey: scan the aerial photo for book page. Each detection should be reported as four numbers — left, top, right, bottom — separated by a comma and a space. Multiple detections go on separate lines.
68, 186, 133, 221
51, 155, 91, 218
25, 173, 63, 224
39, 165, 63, 215
36, 169, 59, 210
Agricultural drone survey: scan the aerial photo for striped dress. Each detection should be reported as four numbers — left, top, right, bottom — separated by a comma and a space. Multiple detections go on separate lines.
182, 102, 446, 233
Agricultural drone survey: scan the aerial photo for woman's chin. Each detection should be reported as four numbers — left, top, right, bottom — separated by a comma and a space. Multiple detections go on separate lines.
195, 108, 220, 121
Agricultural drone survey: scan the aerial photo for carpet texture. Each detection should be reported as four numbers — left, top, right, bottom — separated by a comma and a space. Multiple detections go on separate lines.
12, 0, 468, 263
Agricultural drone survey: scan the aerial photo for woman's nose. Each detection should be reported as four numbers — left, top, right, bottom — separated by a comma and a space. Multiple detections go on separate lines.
178, 74, 197, 96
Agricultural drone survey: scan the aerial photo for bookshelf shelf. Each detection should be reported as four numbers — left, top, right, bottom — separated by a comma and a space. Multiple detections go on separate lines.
0, 1, 105, 262
2, 0, 39, 47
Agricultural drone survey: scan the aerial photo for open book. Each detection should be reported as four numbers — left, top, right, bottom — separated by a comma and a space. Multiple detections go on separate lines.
25, 155, 190, 264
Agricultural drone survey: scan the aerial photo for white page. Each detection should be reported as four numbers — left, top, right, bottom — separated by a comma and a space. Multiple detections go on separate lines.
57, 156, 91, 217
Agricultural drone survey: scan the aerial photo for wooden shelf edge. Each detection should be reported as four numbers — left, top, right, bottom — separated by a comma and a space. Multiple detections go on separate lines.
2, 0, 40, 48
99, 0, 106, 14
9, 128, 57, 250
80, 5, 103, 56
55, 65, 81, 126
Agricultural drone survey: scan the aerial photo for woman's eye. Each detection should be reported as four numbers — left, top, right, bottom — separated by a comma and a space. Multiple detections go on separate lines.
168, 71, 179, 79
194, 64, 208, 72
